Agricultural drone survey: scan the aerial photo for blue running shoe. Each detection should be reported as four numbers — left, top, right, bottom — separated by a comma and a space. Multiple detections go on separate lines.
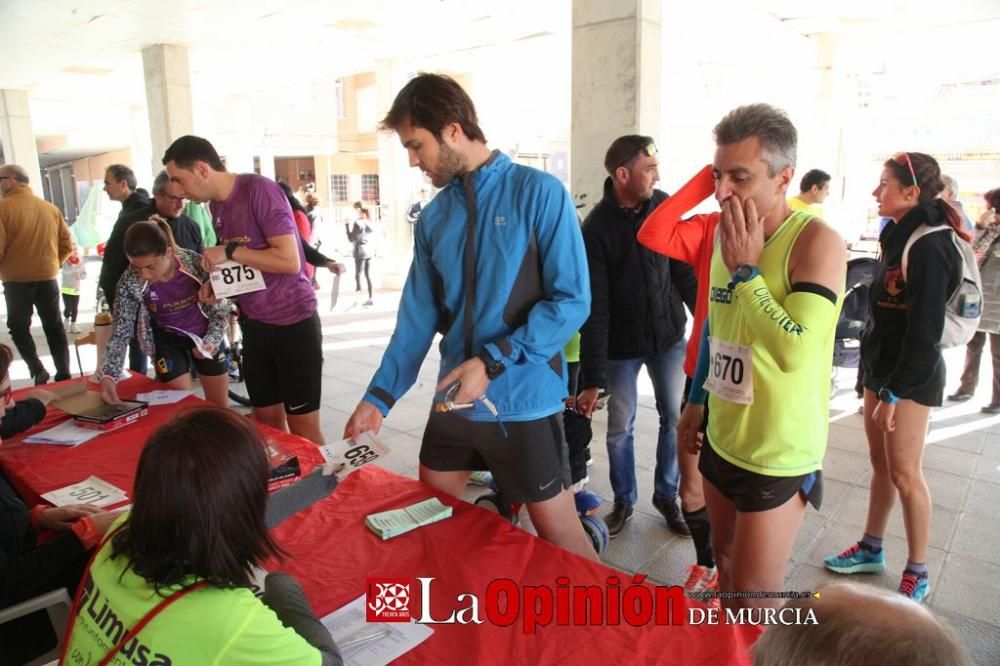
574, 489, 602, 516
899, 571, 930, 603
823, 542, 886, 574
468, 471, 493, 487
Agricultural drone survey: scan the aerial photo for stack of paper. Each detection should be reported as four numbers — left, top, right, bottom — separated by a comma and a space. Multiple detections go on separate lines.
365, 498, 453, 540
23, 420, 102, 446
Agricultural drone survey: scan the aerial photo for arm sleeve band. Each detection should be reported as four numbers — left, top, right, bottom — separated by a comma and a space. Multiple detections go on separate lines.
733, 275, 840, 373
688, 318, 710, 405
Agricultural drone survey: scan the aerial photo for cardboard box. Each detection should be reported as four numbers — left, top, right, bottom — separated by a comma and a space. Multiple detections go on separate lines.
52, 383, 149, 432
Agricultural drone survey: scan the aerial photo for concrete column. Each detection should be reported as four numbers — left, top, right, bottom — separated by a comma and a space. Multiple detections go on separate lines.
375, 58, 416, 290
59, 167, 77, 222
0, 89, 42, 187
571, 0, 662, 217
47, 169, 65, 213
142, 44, 194, 172
257, 149, 276, 180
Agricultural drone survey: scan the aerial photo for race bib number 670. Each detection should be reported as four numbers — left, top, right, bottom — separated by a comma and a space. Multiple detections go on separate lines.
210, 259, 267, 298
703, 337, 754, 405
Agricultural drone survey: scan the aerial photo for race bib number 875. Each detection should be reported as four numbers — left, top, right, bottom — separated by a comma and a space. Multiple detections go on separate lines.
703, 337, 754, 405
210, 259, 267, 298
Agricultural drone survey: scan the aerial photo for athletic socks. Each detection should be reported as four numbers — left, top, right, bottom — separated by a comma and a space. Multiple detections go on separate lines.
860, 533, 883, 554
905, 560, 928, 577
683, 506, 714, 568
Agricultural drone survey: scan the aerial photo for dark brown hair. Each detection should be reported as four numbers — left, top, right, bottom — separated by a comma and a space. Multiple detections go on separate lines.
162, 135, 226, 172
603, 135, 655, 175
984, 188, 1000, 212
0, 343, 13, 381
111, 408, 282, 590
379, 73, 486, 143
885, 152, 970, 242
124, 219, 178, 258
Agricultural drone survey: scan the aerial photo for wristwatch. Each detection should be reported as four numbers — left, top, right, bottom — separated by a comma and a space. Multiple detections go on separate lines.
728, 264, 760, 290
878, 388, 900, 405
225, 241, 240, 261
477, 348, 506, 380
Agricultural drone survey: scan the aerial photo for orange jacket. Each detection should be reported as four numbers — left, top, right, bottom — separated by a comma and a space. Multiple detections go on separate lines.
636, 165, 718, 377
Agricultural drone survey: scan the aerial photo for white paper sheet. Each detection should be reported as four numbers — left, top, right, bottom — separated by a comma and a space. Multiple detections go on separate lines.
41, 476, 128, 508
321, 595, 432, 666
330, 273, 341, 311
163, 326, 213, 358
23, 419, 102, 446
135, 390, 193, 405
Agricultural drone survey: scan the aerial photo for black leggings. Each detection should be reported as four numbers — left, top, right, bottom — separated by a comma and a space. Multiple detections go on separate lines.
354, 257, 372, 297
62, 293, 80, 322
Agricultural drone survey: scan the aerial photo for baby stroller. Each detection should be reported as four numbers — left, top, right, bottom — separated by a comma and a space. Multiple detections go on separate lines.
834, 257, 879, 395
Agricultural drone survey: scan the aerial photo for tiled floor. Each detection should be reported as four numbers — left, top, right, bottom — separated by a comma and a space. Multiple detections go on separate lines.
7, 262, 999, 663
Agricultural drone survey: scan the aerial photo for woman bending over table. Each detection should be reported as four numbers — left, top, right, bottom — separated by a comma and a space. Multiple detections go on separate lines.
99, 218, 230, 408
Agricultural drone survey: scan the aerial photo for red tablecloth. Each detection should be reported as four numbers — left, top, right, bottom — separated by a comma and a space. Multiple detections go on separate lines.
272, 466, 762, 666
0, 375, 324, 507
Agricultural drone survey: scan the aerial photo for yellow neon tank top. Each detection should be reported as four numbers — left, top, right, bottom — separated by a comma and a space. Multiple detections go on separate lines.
706, 211, 836, 477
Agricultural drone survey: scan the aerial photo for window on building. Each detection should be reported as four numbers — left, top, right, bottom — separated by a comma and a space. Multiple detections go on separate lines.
329, 174, 349, 202
361, 174, 380, 202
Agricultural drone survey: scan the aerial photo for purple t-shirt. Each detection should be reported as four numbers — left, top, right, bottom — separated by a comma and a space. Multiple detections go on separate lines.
145, 260, 208, 337
209, 174, 317, 325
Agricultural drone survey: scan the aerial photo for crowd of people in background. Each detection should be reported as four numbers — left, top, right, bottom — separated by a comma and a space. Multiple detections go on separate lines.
0, 69, 989, 665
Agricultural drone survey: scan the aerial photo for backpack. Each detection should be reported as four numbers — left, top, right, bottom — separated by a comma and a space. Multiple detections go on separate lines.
902, 224, 982, 348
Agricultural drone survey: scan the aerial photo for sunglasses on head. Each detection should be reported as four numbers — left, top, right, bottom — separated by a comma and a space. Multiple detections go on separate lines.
619, 143, 658, 169
892, 152, 918, 187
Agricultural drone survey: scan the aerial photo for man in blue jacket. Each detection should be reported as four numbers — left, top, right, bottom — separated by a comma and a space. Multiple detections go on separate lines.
344, 74, 598, 560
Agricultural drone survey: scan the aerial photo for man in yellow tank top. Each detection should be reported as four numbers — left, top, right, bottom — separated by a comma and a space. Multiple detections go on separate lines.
677, 104, 846, 609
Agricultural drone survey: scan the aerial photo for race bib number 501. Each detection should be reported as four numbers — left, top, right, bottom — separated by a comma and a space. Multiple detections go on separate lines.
210, 259, 267, 298
703, 337, 754, 405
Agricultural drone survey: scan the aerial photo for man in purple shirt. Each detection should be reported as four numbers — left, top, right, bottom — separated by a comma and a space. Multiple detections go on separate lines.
163, 136, 325, 444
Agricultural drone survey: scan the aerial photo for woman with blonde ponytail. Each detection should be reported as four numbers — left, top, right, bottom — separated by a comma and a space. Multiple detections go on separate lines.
99, 217, 230, 408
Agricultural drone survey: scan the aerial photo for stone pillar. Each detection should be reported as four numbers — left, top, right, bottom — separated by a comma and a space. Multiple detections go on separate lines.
257, 150, 276, 180
0, 89, 42, 187
142, 44, 194, 172
59, 167, 77, 222
571, 0, 662, 217
375, 58, 417, 290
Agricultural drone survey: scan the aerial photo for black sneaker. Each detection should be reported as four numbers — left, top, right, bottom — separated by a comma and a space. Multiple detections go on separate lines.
33, 369, 50, 386
652, 495, 691, 537
947, 391, 974, 402
982, 402, 1000, 414
604, 502, 634, 538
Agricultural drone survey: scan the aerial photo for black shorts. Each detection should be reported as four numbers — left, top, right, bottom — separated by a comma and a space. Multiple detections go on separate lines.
151, 327, 227, 382
421, 411, 571, 504
862, 360, 945, 407
698, 436, 822, 513
239, 312, 323, 415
